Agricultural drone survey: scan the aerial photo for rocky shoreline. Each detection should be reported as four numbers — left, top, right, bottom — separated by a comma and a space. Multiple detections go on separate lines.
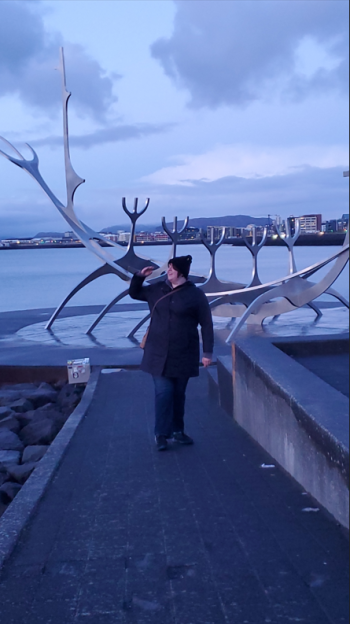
0, 381, 84, 518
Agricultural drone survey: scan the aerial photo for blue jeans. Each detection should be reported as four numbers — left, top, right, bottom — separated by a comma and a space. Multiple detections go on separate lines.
153, 376, 190, 438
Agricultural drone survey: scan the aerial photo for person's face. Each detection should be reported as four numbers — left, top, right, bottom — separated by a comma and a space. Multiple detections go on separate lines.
167, 264, 181, 282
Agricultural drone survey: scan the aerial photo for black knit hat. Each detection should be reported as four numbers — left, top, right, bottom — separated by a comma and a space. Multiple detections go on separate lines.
168, 255, 193, 279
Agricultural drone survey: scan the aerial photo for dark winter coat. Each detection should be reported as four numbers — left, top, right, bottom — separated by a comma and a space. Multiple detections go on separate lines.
129, 275, 214, 378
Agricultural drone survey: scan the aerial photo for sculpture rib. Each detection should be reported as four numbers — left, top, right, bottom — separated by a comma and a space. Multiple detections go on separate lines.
225, 236, 349, 341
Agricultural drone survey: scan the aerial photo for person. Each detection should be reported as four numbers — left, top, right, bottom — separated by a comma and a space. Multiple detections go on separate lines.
129, 255, 214, 451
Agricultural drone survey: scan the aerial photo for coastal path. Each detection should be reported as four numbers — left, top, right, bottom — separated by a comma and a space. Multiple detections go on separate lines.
0, 369, 348, 623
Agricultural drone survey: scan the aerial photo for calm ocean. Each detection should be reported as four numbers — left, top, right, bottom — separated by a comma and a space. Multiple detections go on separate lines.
0, 245, 348, 313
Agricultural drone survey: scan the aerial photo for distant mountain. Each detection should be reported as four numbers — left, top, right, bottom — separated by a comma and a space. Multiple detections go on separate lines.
176, 215, 271, 229
33, 232, 67, 238
33, 216, 271, 239
102, 215, 270, 234
101, 224, 160, 234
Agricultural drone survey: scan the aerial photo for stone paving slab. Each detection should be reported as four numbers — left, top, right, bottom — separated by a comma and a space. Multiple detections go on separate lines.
0, 369, 348, 623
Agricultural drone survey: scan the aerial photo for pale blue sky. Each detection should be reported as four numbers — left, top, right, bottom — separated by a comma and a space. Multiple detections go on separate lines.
0, 0, 348, 237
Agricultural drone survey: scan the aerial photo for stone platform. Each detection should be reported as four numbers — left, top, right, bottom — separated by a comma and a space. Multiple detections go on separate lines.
0, 302, 348, 369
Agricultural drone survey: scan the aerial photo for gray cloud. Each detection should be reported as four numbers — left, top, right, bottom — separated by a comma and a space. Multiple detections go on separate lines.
151, 0, 349, 108
0, 1, 118, 121
1, 165, 347, 239
144, 166, 349, 219
31, 122, 176, 149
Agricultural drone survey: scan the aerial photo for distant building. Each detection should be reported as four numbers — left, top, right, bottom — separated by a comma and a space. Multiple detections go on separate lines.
338, 214, 349, 232
117, 232, 131, 244
154, 232, 170, 242
287, 214, 322, 235
298, 214, 322, 234
207, 226, 242, 240
135, 232, 154, 243
101, 232, 119, 243
179, 227, 200, 241
323, 219, 338, 233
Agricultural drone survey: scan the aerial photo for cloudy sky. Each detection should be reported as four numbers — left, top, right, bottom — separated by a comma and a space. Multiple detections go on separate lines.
0, 0, 348, 238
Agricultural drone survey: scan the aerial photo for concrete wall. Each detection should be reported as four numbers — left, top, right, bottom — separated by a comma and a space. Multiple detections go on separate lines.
231, 337, 349, 528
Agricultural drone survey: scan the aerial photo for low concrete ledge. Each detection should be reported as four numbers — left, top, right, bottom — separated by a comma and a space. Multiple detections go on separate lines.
232, 337, 349, 528
217, 356, 234, 417
0, 368, 100, 569
207, 366, 219, 405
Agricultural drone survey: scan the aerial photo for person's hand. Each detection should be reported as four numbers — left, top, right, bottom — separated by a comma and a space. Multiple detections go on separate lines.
140, 266, 154, 278
202, 357, 212, 368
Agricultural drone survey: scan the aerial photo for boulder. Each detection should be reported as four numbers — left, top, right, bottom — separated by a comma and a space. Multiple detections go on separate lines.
22, 445, 48, 464
0, 390, 21, 407
19, 419, 59, 446
53, 379, 67, 391
0, 406, 15, 421
7, 462, 39, 485
9, 398, 34, 414
0, 430, 24, 452
23, 384, 58, 409
0, 416, 20, 434
10, 383, 38, 393
57, 384, 83, 412
0, 451, 21, 471
33, 407, 67, 427
39, 382, 57, 394
15, 411, 36, 427
29, 404, 57, 422
0, 473, 9, 488
0, 482, 22, 504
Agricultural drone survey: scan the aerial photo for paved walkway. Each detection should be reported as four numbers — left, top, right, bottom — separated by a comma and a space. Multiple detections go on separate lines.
0, 370, 348, 624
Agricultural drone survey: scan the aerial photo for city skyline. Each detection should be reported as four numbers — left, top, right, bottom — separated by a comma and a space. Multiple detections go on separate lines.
0, 1, 349, 239
1, 210, 348, 247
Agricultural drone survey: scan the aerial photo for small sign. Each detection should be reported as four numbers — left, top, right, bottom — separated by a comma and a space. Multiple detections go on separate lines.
67, 358, 91, 385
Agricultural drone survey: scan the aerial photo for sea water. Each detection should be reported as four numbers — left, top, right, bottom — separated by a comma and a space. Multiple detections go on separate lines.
0, 245, 348, 313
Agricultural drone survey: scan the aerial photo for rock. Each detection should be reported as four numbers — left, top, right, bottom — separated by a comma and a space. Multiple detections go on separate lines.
29, 404, 57, 421
23, 384, 58, 409
0, 451, 21, 471
15, 411, 36, 427
53, 379, 67, 391
39, 382, 57, 393
0, 384, 37, 406
57, 384, 83, 411
0, 430, 24, 451
0, 406, 15, 421
9, 398, 34, 414
0, 473, 9, 487
19, 419, 59, 446
7, 462, 39, 485
10, 383, 38, 393
0, 416, 20, 434
0, 389, 21, 407
22, 445, 48, 464
0, 482, 22, 504
33, 407, 67, 427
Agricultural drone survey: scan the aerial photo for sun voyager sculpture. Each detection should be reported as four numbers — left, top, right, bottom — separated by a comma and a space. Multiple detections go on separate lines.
0, 49, 349, 344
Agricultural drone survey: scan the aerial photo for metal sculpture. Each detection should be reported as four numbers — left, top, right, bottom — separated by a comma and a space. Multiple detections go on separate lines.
199, 228, 246, 295
274, 217, 346, 317
242, 226, 268, 287
0, 48, 349, 343
87, 216, 188, 335
0, 50, 133, 280
207, 230, 349, 341
276, 218, 300, 274
162, 216, 189, 258
0, 48, 164, 331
